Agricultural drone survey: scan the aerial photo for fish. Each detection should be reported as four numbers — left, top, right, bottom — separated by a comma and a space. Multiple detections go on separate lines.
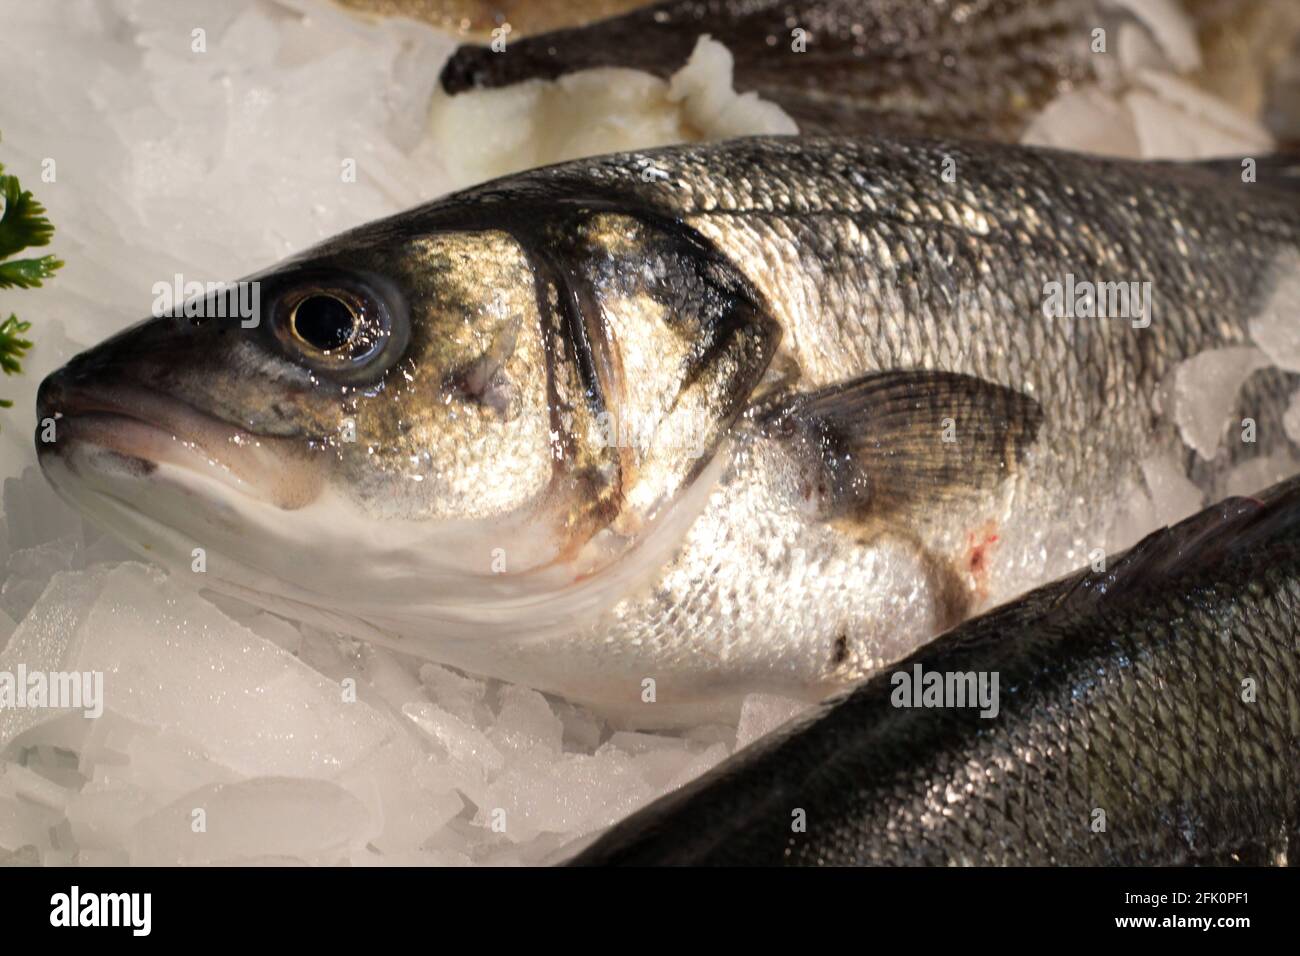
33, 134, 1300, 725
438, 0, 1114, 140
569, 474, 1300, 865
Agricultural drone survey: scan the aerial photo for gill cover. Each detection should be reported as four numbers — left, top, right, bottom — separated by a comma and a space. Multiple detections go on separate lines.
527, 210, 781, 543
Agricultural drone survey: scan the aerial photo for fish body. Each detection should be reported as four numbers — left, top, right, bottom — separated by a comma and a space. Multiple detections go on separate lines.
35, 136, 1300, 724
438, 0, 1107, 140
572, 476, 1300, 865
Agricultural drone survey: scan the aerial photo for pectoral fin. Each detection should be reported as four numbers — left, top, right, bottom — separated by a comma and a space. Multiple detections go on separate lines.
758, 369, 1044, 524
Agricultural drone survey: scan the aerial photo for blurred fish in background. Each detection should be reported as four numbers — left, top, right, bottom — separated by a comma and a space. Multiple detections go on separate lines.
354, 0, 1300, 184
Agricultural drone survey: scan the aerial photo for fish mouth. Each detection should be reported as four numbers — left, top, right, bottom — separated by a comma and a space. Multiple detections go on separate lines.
36, 378, 323, 510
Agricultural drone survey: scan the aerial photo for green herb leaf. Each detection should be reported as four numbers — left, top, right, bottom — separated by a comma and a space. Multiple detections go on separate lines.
0, 254, 64, 289
0, 170, 57, 259
0, 147, 63, 425
1, 314, 34, 374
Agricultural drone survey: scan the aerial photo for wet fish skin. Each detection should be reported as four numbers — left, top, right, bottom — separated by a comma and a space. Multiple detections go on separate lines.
34, 136, 1300, 724
571, 477, 1300, 865
439, 0, 1105, 139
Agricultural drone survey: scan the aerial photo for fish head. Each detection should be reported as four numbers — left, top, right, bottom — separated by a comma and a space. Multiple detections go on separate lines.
35, 207, 780, 650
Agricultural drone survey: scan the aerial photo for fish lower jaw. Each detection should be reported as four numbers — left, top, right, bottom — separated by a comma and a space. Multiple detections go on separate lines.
37, 379, 325, 510
43, 413, 253, 499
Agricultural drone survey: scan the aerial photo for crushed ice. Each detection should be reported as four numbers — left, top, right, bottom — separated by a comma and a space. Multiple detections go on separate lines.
0, 467, 781, 864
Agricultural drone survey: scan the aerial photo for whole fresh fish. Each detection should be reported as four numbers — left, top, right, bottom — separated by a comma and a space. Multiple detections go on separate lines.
571, 475, 1300, 865
33, 135, 1300, 725
438, 0, 1110, 140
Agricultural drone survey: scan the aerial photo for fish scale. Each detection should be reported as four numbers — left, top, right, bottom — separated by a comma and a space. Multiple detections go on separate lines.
571, 484, 1300, 863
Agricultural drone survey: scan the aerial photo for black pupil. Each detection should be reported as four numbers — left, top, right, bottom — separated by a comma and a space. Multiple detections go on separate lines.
294, 294, 356, 351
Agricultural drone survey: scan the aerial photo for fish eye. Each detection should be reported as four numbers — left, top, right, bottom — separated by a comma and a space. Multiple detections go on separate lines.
269, 272, 407, 381
291, 293, 357, 352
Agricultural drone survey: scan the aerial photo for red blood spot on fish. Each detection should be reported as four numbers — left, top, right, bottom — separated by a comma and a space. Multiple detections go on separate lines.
965, 522, 1000, 601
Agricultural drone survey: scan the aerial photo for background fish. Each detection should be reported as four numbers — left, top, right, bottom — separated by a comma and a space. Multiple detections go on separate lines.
438, 0, 1110, 140
570, 475, 1300, 865
34, 135, 1300, 725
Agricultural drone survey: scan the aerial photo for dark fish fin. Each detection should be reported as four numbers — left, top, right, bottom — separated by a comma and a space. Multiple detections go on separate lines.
1058, 474, 1300, 610
440, 3, 696, 93
756, 370, 1043, 523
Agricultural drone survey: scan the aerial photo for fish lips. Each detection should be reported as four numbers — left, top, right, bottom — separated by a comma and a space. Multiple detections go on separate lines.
35, 373, 323, 512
